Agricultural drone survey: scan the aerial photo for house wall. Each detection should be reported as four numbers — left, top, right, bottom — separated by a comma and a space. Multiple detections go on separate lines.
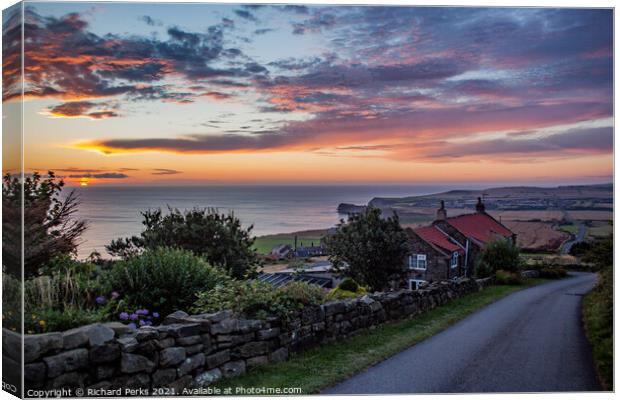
406, 235, 451, 283
13, 277, 496, 394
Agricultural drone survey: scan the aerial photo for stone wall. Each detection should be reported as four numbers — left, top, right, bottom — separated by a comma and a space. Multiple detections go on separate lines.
10, 277, 496, 395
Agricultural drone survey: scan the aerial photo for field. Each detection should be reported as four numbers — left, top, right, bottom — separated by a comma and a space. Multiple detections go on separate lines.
586, 221, 613, 240
254, 230, 326, 254
566, 210, 613, 221
504, 221, 570, 251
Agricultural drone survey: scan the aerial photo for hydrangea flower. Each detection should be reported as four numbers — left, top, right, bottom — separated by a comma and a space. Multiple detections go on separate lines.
95, 296, 106, 305
152, 312, 160, 318
139, 319, 146, 327
128, 323, 137, 330
110, 291, 120, 300
129, 313, 139, 321
119, 312, 129, 321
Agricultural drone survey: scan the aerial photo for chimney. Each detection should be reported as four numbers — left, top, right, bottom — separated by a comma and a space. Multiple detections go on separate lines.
476, 197, 485, 213
436, 200, 447, 221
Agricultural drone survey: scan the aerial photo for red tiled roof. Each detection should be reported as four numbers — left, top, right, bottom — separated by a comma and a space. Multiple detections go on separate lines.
445, 213, 513, 244
412, 226, 463, 253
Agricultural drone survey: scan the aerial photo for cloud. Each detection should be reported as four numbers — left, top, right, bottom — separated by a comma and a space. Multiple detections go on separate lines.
3, 8, 265, 109
254, 28, 274, 35
67, 172, 130, 179
47, 101, 119, 119
234, 9, 258, 22
151, 169, 182, 175
139, 15, 162, 26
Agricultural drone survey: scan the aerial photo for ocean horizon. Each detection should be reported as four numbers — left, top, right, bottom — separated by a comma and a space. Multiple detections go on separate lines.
69, 184, 494, 258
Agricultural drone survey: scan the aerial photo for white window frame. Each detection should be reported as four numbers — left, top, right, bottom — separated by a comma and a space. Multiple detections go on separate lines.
451, 252, 458, 269
408, 255, 416, 269
409, 279, 427, 290
415, 254, 427, 270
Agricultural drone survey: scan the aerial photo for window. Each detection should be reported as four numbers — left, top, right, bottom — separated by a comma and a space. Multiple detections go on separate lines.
416, 254, 427, 270
451, 252, 458, 269
409, 279, 427, 290
409, 254, 427, 270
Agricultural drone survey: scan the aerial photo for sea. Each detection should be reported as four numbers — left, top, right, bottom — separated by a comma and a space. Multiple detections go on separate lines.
69, 184, 484, 258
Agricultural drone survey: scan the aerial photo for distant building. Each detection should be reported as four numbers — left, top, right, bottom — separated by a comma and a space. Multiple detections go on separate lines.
405, 198, 516, 290
269, 244, 292, 260
293, 245, 327, 258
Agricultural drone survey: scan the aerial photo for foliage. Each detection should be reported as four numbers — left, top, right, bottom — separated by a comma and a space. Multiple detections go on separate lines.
25, 307, 105, 334
106, 207, 260, 279
494, 270, 522, 285
3, 171, 88, 278
193, 280, 325, 320
582, 235, 613, 390
338, 277, 359, 292
580, 235, 613, 271
474, 238, 522, 278
102, 248, 230, 317
326, 286, 367, 301
326, 207, 410, 291
279, 281, 326, 306
538, 267, 567, 279
2, 272, 22, 332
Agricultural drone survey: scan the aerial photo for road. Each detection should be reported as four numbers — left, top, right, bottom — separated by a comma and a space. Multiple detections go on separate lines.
561, 223, 587, 254
325, 272, 601, 394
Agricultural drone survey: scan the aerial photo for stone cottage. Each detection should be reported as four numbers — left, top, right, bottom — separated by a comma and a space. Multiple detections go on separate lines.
405, 198, 515, 289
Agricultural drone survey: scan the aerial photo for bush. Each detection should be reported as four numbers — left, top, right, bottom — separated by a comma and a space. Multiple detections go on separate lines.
338, 278, 359, 292
539, 267, 567, 279
192, 280, 325, 320
583, 266, 613, 390
25, 307, 106, 334
326, 286, 367, 301
326, 207, 410, 291
106, 207, 260, 279
102, 248, 230, 317
494, 270, 522, 285
279, 281, 326, 307
475, 238, 522, 278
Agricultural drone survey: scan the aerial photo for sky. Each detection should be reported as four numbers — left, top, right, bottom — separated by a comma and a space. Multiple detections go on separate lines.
2, 3, 614, 186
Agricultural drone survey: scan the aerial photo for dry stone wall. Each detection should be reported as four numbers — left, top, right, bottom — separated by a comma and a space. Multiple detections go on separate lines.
10, 277, 496, 395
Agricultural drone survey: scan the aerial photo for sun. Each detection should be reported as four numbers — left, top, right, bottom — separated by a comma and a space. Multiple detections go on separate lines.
79, 178, 90, 186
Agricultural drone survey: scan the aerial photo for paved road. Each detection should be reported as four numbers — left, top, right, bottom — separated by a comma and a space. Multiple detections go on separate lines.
325, 273, 601, 394
561, 223, 587, 254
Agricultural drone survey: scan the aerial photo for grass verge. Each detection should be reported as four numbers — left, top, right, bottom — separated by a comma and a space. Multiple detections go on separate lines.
215, 278, 549, 394
583, 268, 613, 390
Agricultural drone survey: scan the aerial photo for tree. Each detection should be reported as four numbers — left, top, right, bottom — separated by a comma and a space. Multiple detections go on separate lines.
326, 207, 409, 291
474, 238, 522, 278
2, 171, 87, 278
580, 235, 613, 271
106, 207, 260, 279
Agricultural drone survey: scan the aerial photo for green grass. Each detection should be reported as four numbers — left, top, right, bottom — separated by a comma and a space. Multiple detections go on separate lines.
254, 233, 325, 254
583, 268, 613, 390
558, 223, 579, 235
215, 279, 549, 394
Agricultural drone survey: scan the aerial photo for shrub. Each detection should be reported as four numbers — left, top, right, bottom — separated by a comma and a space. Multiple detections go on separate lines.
3, 171, 87, 278
494, 270, 522, 285
25, 307, 106, 334
338, 277, 359, 292
102, 248, 230, 317
326, 286, 367, 301
539, 267, 567, 279
475, 238, 522, 278
326, 207, 410, 291
583, 265, 613, 390
106, 207, 261, 278
193, 280, 325, 320
279, 281, 326, 306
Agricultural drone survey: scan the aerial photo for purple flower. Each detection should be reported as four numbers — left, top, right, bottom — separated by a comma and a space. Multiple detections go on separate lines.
95, 296, 106, 305
110, 291, 120, 300
119, 312, 129, 321
144, 320, 152, 326
135, 309, 149, 316
152, 312, 160, 318
127, 323, 137, 330
139, 319, 146, 326
129, 313, 138, 321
